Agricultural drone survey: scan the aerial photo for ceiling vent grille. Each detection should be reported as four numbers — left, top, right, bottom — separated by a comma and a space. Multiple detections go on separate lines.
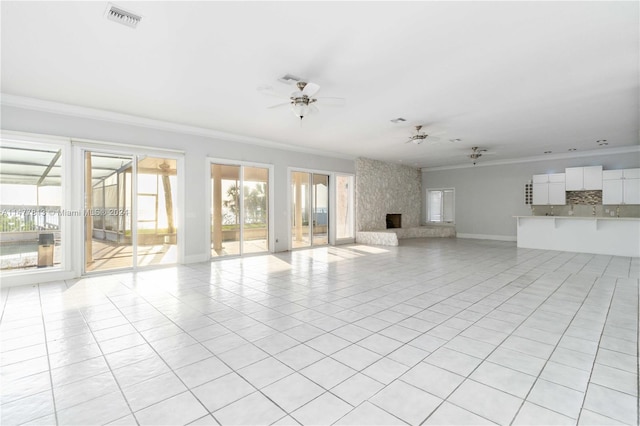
278, 74, 302, 84
105, 4, 142, 28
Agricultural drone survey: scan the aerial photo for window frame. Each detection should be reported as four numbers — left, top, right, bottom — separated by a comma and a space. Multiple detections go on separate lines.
426, 188, 455, 224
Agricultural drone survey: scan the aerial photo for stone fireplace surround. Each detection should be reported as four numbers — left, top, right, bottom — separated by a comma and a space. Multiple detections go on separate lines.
355, 158, 454, 245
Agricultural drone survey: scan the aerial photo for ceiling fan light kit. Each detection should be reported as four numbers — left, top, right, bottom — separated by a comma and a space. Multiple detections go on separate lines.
405, 125, 442, 144
260, 79, 345, 121
290, 82, 317, 120
469, 146, 488, 165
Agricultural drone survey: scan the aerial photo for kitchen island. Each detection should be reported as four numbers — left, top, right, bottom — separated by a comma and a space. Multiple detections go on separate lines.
515, 216, 640, 257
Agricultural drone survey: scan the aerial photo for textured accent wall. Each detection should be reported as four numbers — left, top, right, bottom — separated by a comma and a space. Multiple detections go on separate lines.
356, 158, 421, 231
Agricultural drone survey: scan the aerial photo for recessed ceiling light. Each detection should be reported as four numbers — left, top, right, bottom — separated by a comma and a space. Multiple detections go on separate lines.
544, 151, 552, 154
450, 138, 462, 143
568, 148, 577, 151
390, 118, 407, 123
597, 139, 609, 146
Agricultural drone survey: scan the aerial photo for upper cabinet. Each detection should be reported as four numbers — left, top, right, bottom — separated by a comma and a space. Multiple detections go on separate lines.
603, 168, 640, 205
532, 173, 566, 205
565, 166, 603, 191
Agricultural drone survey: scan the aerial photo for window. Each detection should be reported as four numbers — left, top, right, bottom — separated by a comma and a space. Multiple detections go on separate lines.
0, 140, 66, 272
427, 189, 454, 223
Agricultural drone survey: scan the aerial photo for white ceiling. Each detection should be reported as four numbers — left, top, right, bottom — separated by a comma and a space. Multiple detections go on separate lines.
2, 1, 638, 167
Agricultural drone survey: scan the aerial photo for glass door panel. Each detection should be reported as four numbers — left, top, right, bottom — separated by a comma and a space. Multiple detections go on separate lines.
335, 175, 354, 240
0, 143, 64, 272
243, 167, 269, 254
291, 171, 311, 248
136, 157, 178, 267
211, 164, 241, 257
84, 151, 134, 272
312, 174, 329, 245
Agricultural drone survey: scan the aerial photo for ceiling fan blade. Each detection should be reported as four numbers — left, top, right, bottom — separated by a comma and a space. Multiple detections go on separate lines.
267, 102, 290, 109
426, 136, 441, 142
257, 85, 289, 99
317, 97, 345, 106
308, 104, 320, 114
302, 82, 320, 96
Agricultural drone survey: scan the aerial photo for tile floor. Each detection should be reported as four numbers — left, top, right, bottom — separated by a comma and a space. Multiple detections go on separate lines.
1, 238, 638, 425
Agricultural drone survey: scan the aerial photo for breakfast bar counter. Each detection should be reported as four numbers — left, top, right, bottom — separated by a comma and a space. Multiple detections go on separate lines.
515, 216, 640, 257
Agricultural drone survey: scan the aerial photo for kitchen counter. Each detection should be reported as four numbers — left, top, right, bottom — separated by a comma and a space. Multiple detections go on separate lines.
514, 216, 639, 257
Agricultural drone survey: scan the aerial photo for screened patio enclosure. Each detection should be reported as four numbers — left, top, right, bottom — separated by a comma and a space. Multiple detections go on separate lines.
0, 145, 63, 271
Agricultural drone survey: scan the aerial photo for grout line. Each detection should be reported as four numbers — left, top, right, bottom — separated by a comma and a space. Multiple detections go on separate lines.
516, 273, 611, 425
3, 241, 636, 425
36, 283, 60, 426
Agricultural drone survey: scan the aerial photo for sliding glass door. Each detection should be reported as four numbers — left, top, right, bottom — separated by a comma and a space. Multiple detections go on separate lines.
0, 141, 66, 272
291, 171, 329, 249
210, 162, 270, 258
84, 150, 179, 273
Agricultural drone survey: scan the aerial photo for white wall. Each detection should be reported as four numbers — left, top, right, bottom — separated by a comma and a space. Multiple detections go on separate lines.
1, 105, 355, 264
422, 151, 640, 240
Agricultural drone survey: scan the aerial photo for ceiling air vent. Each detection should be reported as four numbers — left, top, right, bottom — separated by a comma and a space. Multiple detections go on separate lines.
278, 74, 302, 84
105, 4, 142, 28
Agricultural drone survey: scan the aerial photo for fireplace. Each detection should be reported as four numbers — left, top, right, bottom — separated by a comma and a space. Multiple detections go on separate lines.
386, 214, 402, 229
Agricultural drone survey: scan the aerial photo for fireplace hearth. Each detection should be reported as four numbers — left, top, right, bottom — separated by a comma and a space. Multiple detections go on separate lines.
386, 214, 402, 229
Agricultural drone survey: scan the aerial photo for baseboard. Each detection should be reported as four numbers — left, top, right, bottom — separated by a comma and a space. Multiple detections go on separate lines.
0, 270, 76, 288
456, 233, 517, 242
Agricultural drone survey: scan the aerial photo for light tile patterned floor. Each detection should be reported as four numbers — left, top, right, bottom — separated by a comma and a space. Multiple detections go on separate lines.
1, 238, 638, 425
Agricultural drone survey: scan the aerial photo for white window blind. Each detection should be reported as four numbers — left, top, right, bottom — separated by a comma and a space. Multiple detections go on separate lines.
427, 189, 454, 223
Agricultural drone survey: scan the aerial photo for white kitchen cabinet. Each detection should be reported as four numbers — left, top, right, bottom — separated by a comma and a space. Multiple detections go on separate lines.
602, 168, 640, 205
603, 179, 623, 205
532, 173, 566, 205
565, 166, 602, 190
603, 170, 623, 180
623, 177, 640, 204
548, 182, 566, 205
533, 183, 548, 205
624, 168, 640, 179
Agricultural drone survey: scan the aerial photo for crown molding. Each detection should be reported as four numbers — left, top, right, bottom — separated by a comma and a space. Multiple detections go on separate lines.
0, 93, 356, 161
421, 145, 640, 172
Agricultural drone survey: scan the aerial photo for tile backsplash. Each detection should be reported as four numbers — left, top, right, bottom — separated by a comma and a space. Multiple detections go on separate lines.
565, 190, 602, 205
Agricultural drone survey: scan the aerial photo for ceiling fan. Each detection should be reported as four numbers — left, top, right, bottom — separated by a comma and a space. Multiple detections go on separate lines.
468, 146, 493, 165
404, 125, 442, 145
258, 81, 345, 121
